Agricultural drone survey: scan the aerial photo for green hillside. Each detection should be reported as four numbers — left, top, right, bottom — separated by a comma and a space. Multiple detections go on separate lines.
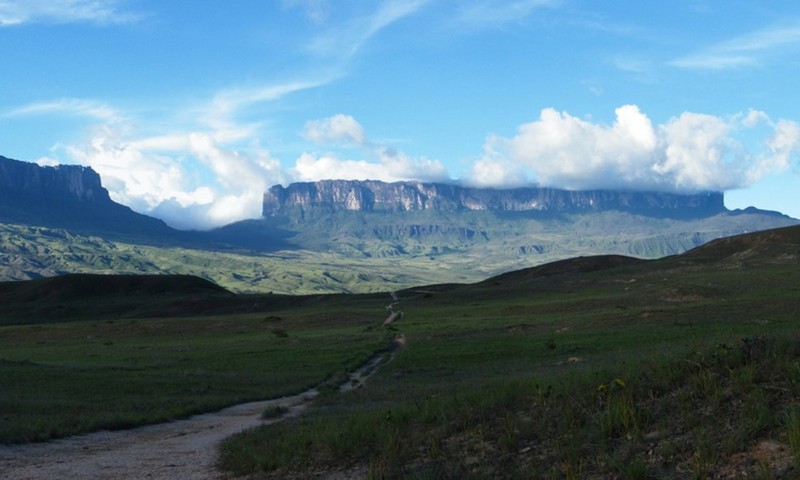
1, 206, 796, 294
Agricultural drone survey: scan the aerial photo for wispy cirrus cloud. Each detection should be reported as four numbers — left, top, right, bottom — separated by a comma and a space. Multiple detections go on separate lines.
283, 0, 331, 24
670, 20, 800, 70
4, 98, 123, 123
454, 0, 559, 29
209, 79, 331, 118
307, 0, 430, 59
0, 0, 141, 26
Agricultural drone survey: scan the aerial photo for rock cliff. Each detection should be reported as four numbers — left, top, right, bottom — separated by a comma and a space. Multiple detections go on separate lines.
263, 180, 726, 218
0, 155, 110, 205
0, 155, 171, 238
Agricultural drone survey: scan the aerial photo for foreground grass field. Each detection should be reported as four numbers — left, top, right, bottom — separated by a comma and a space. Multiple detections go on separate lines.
0, 286, 393, 443
1, 225, 799, 478
218, 226, 800, 478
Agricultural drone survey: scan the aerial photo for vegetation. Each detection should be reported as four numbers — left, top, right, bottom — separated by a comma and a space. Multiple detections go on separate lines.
1, 206, 796, 294
217, 225, 800, 478
0, 289, 393, 443
1, 225, 799, 477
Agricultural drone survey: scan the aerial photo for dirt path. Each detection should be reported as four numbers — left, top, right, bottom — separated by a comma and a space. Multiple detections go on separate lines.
0, 390, 317, 480
0, 341, 401, 480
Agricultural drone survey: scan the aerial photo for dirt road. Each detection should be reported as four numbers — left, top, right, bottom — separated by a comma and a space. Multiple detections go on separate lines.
0, 340, 402, 480
0, 389, 317, 480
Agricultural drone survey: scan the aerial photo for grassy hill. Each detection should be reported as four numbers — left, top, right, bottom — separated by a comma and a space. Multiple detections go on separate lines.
1, 225, 800, 477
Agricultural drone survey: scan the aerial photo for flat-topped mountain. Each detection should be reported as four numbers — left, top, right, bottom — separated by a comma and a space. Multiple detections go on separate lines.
0, 155, 104, 204
263, 180, 726, 218
0, 155, 798, 293
252, 179, 798, 280
0, 155, 173, 239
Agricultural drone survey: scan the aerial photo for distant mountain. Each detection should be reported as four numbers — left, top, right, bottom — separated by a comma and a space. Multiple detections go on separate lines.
263, 180, 726, 218
253, 179, 798, 262
0, 155, 174, 241
0, 156, 798, 293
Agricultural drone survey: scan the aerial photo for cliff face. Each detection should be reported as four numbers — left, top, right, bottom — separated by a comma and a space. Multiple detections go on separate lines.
0, 155, 111, 205
263, 180, 726, 218
0, 155, 171, 237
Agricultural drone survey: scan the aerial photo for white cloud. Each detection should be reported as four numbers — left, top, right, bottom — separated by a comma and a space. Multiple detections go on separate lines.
304, 114, 367, 145
0, 0, 140, 26
4, 98, 123, 123
296, 113, 448, 183
293, 149, 447, 184
455, 0, 559, 29
308, 0, 429, 58
472, 105, 800, 193
56, 117, 287, 230
752, 119, 800, 180
670, 20, 800, 70
208, 79, 329, 121
7, 76, 333, 230
284, 0, 330, 24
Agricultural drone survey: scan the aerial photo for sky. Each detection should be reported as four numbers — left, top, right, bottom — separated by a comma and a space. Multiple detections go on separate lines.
1, 0, 799, 230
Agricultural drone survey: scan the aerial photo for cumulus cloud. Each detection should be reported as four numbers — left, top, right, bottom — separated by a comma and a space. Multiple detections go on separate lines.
60, 123, 286, 231
303, 114, 367, 145
293, 151, 447, 183
0, 0, 140, 26
295, 113, 448, 182
470, 104, 800, 193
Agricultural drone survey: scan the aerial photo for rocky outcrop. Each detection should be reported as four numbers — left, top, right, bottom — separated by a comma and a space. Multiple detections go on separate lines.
263, 180, 726, 218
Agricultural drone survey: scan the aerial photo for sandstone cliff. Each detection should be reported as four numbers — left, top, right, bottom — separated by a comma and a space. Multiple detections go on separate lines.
263, 180, 726, 218
0, 155, 171, 238
0, 155, 109, 205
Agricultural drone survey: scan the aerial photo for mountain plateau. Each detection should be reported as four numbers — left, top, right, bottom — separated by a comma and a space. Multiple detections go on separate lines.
0, 155, 798, 293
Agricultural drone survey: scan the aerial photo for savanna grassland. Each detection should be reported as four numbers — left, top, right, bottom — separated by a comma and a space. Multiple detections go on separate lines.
2, 225, 800, 478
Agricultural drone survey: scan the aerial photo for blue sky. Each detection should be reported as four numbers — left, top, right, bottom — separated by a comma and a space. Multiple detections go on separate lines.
1, 0, 799, 229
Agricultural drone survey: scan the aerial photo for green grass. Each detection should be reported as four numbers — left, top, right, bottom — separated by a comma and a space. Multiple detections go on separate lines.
2, 225, 800, 478
0, 310, 392, 443
2, 206, 796, 294
215, 227, 800, 478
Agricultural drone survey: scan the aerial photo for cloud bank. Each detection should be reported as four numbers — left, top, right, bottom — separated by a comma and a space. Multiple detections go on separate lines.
62, 126, 286, 231
17, 99, 800, 231
469, 105, 800, 193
